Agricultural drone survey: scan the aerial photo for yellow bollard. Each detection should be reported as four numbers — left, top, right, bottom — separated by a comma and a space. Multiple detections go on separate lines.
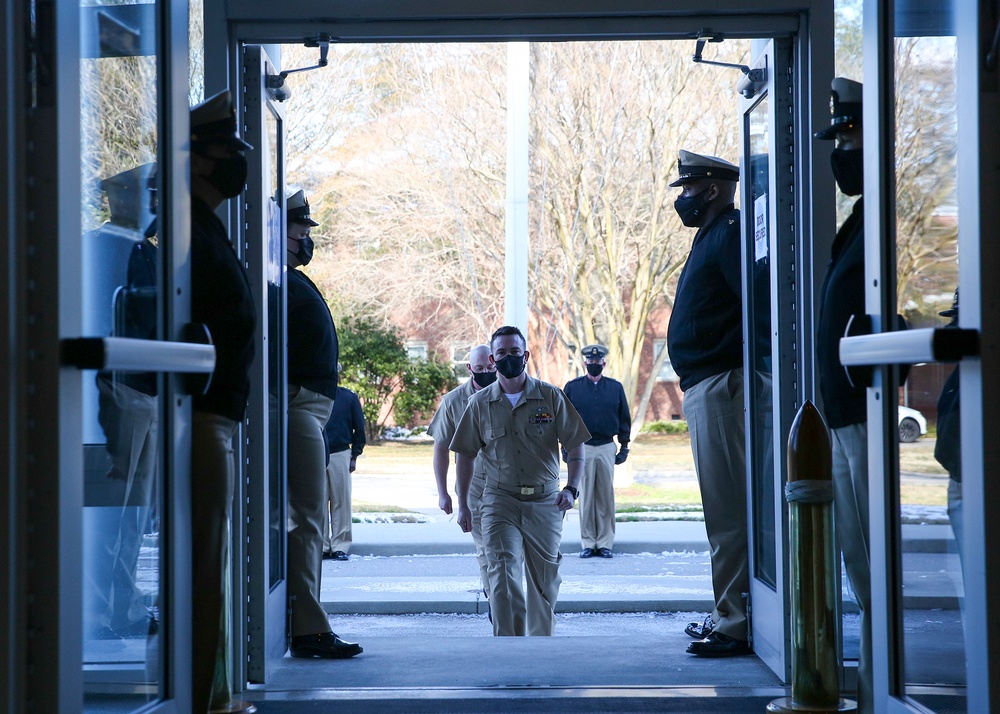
768, 400, 856, 713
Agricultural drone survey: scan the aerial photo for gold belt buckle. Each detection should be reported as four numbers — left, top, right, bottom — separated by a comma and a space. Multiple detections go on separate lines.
520, 486, 535, 496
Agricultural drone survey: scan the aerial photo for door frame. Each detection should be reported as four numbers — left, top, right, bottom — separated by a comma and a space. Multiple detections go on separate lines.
240, 43, 290, 683
204, 0, 835, 693
738, 36, 802, 680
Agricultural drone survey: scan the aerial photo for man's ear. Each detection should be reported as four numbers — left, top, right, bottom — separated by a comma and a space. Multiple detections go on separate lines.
488, 355, 496, 365
523, 350, 530, 362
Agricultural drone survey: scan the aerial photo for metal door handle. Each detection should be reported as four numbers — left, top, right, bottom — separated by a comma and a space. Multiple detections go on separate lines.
61, 323, 215, 395
840, 326, 979, 366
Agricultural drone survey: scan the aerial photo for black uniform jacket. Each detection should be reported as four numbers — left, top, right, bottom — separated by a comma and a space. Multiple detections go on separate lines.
324, 387, 366, 457
287, 268, 339, 401
191, 196, 256, 422
817, 198, 866, 429
667, 205, 743, 392
563, 375, 631, 447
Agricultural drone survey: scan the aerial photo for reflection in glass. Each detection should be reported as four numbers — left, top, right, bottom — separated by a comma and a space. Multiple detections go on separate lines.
746, 96, 776, 588
80, 2, 162, 710
892, 10, 965, 712
265, 107, 286, 588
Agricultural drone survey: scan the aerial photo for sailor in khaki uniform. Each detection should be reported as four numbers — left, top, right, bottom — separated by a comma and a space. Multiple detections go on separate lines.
427, 344, 497, 597
450, 326, 591, 636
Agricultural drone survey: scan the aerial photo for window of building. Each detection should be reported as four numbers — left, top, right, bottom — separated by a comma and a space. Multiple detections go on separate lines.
406, 341, 428, 361
652, 339, 680, 382
450, 344, 472, 378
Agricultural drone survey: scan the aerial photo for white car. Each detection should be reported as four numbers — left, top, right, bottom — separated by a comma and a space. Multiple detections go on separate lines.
898, 406, 927, 443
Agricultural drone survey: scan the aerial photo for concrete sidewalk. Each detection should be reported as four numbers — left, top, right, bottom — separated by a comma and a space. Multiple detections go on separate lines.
321, 514, 963, 615
345, 512, 958, 556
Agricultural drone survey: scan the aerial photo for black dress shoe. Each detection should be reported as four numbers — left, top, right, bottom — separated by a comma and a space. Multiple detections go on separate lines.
290, 632, 363, 659
684, 615, 715, 639
686, 631, 752, 657
580, 548, 595, 558
322, 551, 334, 560
332, 550, 349, 561
597, 547, 613, 558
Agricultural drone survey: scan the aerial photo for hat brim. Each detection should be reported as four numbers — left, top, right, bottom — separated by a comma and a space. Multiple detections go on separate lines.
939, 308, 958, 318
293, 217, 320, 227
668, 177, 695, 187
815, 120, 856, 140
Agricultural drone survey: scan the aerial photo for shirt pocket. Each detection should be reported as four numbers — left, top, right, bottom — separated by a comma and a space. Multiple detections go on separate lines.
483, 424, 507, 463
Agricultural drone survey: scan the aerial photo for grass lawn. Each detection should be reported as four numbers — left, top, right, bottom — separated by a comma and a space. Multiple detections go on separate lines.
356, 433, 947, 508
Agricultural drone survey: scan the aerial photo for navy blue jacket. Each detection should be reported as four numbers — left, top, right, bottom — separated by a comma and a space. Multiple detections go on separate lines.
667, 206, 743, 391
287, 268, 339, 400
817, 199, 866, 429
324, 387, 366, 457
563, 375, 631, 447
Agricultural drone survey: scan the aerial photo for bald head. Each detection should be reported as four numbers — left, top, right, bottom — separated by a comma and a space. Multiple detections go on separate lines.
468, 344, 492, 371
467, 343, 496, 389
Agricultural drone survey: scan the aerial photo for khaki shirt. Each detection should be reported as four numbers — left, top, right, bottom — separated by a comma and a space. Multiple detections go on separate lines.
428, 380, 485, 476
449, 375, 591, 488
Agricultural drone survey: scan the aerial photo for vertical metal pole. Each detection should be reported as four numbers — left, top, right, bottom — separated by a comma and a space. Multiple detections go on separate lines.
504, 42, 529, 333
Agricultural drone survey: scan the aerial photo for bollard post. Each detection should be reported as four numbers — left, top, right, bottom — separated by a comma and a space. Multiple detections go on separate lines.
768, 401, 856, 713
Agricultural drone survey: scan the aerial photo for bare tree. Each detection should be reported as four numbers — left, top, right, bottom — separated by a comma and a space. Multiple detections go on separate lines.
301, 44, 509, 347
527, 41, 747, 424
295, 40, 749, 428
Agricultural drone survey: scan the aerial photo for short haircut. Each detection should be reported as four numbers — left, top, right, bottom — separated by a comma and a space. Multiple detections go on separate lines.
490, 325, 526, 351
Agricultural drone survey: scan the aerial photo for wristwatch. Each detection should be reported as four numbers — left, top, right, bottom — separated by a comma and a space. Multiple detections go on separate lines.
562, 485, 580, 499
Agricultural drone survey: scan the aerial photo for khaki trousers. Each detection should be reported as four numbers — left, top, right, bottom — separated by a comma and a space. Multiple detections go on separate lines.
323, 450, 353, 554
579, 443, 616, 550
287, 386, 335, 636
190, 411, 238, 714
831, 422, 872, 714
480, 486, 564, 636
469, 474, 488, 593
683, 369, 749, 640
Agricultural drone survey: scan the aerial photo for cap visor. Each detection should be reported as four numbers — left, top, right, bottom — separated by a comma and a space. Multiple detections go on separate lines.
668, 177, 694, 187
295, 218, 320, 227
814, 120, 854, 140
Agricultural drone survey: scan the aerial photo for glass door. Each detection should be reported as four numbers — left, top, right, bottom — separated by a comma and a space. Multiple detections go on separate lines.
837, 1, 998, 712
44, 0, 195, 710
240, 43, 289, 683
739, 37, 798, 681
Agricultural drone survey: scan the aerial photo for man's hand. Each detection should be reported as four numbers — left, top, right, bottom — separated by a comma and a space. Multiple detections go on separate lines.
456, 505, 473, 533
615, 446, 629, 465
561, 448, 568, 464
554, 490, 575, 512
349, 457, 357, 473
439, 492, 454, 515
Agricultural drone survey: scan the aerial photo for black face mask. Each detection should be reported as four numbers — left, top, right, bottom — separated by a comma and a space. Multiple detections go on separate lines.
209, 153, 249, 199
471, 370, 497, 388
291, 234, 315, 266
586, 363, 604, 377
494, 354, 526, 380
831, 148, 864, 197
673, 188, 713, 227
